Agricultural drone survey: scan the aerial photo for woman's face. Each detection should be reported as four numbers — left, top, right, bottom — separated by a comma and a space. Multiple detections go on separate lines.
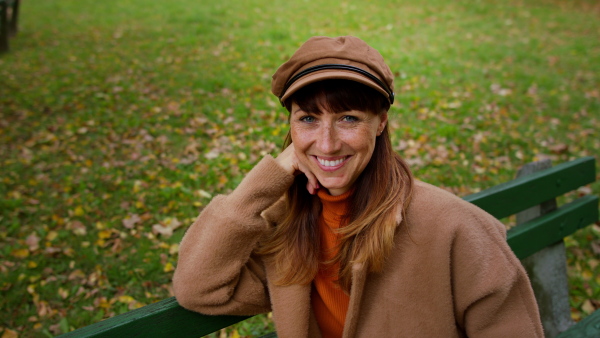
290, 102, 387, 196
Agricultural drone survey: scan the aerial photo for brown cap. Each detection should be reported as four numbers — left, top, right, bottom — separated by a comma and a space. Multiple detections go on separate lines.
271, 36, 395, 106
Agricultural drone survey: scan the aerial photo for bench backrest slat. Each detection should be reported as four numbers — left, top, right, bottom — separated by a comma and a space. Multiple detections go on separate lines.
507, 194, 599, 259
464, 156, 595, 219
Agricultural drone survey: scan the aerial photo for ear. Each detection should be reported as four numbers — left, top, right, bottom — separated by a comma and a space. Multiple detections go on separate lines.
377, 112, 388, 135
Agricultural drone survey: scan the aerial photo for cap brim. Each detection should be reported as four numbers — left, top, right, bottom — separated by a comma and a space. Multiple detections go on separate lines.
279, 69, 391, 104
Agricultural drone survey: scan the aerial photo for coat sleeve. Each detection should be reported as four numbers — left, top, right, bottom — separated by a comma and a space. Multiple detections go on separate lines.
172, 155, 294, 316
450, 204, 544, 337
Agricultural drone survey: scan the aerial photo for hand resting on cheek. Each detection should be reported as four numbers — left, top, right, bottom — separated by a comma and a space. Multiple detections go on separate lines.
275, 143, 320, 195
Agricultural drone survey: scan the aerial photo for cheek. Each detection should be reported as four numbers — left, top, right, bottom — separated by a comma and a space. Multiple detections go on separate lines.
290, 128, 310, 153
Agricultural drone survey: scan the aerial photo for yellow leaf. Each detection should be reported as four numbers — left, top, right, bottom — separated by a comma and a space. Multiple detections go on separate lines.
52, 214, 65, 226
1, 328, 19, 338
74, 206, 85, 216
230, 329, 240, 338
133, 180, 143, 193
582, 300, 595, 315
58, 287, 69, 299
118, 295, 135, 304
163, 262, 174, 273
46, 231, 58, 241
98, 230, 112, 239
169, 243, 180, 255
11, 248, 29, 259
27, 261, 38, 269
98, 298, 111, 309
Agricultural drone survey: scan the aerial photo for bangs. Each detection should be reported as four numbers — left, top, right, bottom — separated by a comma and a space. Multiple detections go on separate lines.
285, 79, 390, 115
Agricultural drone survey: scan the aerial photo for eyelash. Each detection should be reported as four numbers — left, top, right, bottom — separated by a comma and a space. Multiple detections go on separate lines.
299, 116, 315, 123
298, 115, 359, 123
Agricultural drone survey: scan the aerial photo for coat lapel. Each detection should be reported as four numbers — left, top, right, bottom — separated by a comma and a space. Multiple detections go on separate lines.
343, 262, 368, 338
264, 258, 312, 338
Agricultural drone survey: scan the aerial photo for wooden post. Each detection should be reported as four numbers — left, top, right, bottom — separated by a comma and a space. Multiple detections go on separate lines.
517, 159, 575, 337
9, 0, 18, 36
0, 0, 8, 53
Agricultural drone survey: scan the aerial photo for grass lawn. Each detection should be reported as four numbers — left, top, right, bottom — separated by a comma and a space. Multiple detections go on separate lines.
1, 0, 599, 336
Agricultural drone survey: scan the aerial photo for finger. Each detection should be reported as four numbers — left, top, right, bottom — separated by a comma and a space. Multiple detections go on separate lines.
274, 144, 298, 176
298, 162, 319, 195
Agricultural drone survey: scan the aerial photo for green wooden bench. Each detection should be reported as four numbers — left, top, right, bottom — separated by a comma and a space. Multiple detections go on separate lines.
59, 156, 599, 337
0, 0, 19, 53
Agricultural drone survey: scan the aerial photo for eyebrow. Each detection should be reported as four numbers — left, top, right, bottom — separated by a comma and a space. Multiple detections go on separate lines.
292, 108, 325, 115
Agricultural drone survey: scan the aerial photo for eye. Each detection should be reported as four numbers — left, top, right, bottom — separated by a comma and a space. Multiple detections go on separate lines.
299, 115, 316, 123
341, 115, 359, 122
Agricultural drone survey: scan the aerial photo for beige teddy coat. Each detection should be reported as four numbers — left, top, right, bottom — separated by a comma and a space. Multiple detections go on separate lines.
173, 156, 543, 337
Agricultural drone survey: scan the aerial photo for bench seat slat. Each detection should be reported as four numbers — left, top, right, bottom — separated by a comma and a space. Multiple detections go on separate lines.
59, 297, 250, 337
507, 195, 599, 260
557, 308, 600, 337
464, 156, 596, 219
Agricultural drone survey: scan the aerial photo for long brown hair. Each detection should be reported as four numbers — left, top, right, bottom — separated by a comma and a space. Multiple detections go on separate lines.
260, 80, 414, 291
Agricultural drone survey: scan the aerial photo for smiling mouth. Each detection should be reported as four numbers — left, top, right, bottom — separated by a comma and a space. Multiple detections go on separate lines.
316, 156, 348, 167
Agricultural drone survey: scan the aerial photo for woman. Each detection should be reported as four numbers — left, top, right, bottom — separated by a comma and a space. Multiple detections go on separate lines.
173, 36, 543, 337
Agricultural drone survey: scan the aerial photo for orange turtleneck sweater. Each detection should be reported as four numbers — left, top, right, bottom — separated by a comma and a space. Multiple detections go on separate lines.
312, 189, 352, 338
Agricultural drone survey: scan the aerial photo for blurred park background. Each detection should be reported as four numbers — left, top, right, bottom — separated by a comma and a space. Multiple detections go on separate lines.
1, 0, 599, 336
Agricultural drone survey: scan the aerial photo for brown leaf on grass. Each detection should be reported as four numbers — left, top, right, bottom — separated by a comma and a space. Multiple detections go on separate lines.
122, 214, 141, 229
151, 218, 182, 238
1, 328, 19, 338
48, 323, 62, 335
184, 139, 201, 156
582, 300, 596, 314
577, 186, 592, 196
591, 241, 600, 256
152, 224, 173, 238
44, 247, 62, 256
548, 144, 568, 154
68, 269, 86, 281
68, 220, 87, 236
26, 233, 40, 251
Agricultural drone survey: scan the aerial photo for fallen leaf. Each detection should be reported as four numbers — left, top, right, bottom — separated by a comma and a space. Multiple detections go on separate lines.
548, 144, 568, 154
11, 249, 29, 259
46, 231, 58, 241
152, 224, 173, 238
69, 220, 87, 236
163, 262, 174, 272
582, 299, 595, 314
122, 214, 141, 229
26, 233, 40, 251
1, 329, 19, 338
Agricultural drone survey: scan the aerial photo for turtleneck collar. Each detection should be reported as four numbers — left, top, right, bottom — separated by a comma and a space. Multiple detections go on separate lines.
317, 188, 354, 221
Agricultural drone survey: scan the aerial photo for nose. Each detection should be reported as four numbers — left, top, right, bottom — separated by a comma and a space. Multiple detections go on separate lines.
316, 123, 340, 154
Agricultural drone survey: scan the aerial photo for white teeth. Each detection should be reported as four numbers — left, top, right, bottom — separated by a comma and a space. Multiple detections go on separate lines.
318, 158, 344, 167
